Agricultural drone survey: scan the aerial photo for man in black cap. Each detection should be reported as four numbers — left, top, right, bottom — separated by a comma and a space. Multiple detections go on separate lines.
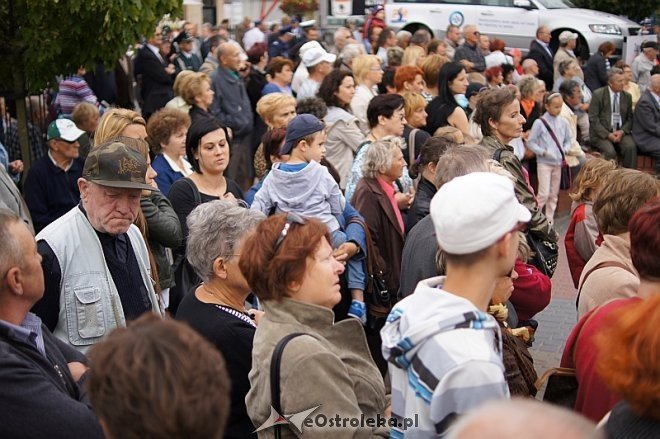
268, 26, 295, 59
173, 31, 202, 73
32, 140, 164, 352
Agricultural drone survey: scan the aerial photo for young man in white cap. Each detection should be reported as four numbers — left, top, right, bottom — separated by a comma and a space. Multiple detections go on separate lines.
23, 119, 85, 233
296, 46, 336, 100
553, 30, 582, 82
382, 172, 530, 438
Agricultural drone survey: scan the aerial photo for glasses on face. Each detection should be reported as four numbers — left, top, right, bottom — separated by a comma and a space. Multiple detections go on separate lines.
370, 66, 383, 72
273, 212, 307, 252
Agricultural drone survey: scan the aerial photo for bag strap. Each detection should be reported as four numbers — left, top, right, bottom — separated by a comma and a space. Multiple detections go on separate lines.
270, 332, 309, 438
576, 260, 633, 309
492, 148, 505, 163
407, 128, 418, 167
181, 177, 202, 205
539, 118, 566, 160
534, 366, 576, 390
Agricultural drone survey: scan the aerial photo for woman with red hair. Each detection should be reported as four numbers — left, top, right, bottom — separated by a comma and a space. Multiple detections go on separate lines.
560, 196, 660, 423
485, 66, 504, 88
394, 65, 427, 95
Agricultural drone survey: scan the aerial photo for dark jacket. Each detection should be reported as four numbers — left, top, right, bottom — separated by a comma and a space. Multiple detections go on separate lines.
134, 45, 174, 118
632, 89, 660, 154
406, 176, 436, 233
399, 215, 437, 298
454, 42, 486, 73
0, 318, 104, 438
209, 66, 254, 139
141, 191, 182, 290
583, 52, 609, 92
588, 87, 633, 141
23, 155, 84, 233
525, 40, 554, 90
481, 135, 558, 244
351, 177, 405, 294
174, 52, 202, 73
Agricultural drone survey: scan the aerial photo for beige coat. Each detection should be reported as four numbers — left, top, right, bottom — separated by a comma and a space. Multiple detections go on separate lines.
577, 233, 639, 319
246, 298, 389, 438
553, 47, 584, 82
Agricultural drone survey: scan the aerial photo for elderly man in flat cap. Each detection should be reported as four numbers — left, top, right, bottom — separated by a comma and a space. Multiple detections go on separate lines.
32, 140, 163, 352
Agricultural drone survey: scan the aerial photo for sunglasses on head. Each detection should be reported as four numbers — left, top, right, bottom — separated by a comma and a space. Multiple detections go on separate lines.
273, 212, 307, 252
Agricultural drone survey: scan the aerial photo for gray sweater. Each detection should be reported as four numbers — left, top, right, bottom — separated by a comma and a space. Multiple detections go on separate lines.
251, 161, 345, 232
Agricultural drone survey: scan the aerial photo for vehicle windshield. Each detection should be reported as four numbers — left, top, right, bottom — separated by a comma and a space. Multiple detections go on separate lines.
535, 0, 575, 9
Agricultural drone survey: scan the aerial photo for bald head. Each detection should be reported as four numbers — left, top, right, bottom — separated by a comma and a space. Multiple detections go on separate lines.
447, 399, 602, 439
651, 74, 660, 94
463, 25, 480, 45
536, 26, 551, 43
522, 58, 539, 76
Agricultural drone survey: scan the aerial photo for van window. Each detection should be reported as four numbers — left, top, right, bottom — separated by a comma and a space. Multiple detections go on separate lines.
394, 0, 471, 4
478, 0, 515, 6
536, 0, 576, 8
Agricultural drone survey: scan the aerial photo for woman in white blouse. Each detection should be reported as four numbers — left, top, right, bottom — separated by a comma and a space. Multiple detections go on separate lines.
351, 54, 383, 134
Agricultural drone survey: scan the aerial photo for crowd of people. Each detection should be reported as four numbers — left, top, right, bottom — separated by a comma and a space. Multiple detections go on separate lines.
0, 9, 659, 438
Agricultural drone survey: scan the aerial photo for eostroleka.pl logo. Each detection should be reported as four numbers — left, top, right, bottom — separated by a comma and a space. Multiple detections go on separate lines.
254, 405, 322, 434
254, 405, 419, 433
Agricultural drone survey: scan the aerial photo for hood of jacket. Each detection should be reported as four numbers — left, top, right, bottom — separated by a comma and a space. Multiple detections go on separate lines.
268, 160, 327, 207
381, 276, 500, 369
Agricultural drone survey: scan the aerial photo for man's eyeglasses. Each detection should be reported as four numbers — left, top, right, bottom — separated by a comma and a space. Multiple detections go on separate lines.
273, 212, 307, 252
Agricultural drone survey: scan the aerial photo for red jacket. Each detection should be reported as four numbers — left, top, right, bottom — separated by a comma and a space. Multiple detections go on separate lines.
565, 202, 602, 288
510, 259, 552, 321
560, 297, 641, 422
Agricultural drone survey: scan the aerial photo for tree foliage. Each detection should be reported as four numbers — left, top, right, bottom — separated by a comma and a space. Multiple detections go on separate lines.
0, 0, 182, 95
572, 0, 656, 22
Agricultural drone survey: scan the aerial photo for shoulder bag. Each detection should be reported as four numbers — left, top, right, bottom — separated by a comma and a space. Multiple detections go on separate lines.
347, 216, 392, 322
539, 118, 572, 190
492, 148, 559, 278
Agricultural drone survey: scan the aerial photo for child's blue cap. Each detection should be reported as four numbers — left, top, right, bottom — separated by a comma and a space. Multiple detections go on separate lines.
280, 114, 325, 155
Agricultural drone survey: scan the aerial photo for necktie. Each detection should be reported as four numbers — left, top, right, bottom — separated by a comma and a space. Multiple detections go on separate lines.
612, 93, 620, 130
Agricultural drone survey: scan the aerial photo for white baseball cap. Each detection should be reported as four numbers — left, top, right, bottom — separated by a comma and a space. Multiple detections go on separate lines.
47, 118, 85, 142
558, 31, 578, 44
302, 47, 336, 67
430, 172, 531, 255
299, 40, 323, 56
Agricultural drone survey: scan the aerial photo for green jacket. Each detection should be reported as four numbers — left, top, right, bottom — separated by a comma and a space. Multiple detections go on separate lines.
480, 135, 558, 244
141, 191, 182, 290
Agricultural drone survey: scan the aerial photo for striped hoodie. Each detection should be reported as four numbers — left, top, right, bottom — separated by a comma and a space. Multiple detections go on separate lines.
381, 276, 509, 438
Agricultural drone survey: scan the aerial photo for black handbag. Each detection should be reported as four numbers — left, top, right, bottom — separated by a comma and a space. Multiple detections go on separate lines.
539, 118, 572, 191
526, 232, 559, 278
347, 216, 392, 317
536, 367, 578, 408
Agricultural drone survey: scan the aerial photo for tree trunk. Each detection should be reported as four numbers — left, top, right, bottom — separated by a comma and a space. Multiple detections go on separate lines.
13, 65, 31, 178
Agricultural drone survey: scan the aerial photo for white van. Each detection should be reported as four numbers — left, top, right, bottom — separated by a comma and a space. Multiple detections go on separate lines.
385, 0, 641, 58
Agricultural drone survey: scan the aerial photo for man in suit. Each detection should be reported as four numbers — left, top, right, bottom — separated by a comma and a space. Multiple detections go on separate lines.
526, 26, 554, 90
632, 74, 660, 174
134, 27, 175, 120
589, 67, 637, 168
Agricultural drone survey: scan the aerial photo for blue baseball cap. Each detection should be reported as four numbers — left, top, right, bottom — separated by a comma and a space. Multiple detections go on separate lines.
280, 114, 325, 155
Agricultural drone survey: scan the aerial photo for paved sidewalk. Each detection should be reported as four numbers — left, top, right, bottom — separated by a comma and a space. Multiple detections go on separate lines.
528, 212, 579, 397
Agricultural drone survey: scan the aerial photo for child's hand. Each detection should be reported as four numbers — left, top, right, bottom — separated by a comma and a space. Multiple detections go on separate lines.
333, 242, 358, 262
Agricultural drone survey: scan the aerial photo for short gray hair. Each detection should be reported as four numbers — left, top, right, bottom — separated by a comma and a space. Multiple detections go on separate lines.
517, 74, 539, 99
186, 200, 265, 282
341, 43, 366, 65
361, 136, 403, 178
396, 30, 412, 41
434, 144, 489, 189
607, 67, 624, 83
0, 209, 22, 284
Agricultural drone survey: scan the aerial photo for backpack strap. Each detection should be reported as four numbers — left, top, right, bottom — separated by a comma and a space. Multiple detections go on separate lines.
539, 117, 566, 160
270, 332, 311, 438
492, 148, 505, 163
576, 261, 634, 309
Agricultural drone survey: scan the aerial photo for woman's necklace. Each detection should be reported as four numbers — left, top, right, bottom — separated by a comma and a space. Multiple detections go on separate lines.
202, 283, 256, 327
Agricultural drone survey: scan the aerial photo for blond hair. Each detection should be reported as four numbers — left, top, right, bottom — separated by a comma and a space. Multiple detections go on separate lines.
569, 157, 617, 202
180, 72, 212, 106
352, 54, 382, 84
401, 45, 426, 67
94, 108, 145, 146
401, 92, 426, 121
71, 102, 100, 127
173, 70, 196, 97
256, 93, 296, 124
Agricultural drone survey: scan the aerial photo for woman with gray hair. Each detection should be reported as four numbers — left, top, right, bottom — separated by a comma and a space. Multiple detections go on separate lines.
351, 136, 407, 373
175, 199, 264, 439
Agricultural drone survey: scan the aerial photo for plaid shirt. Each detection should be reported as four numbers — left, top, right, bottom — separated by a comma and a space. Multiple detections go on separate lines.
4, 119, 47, 162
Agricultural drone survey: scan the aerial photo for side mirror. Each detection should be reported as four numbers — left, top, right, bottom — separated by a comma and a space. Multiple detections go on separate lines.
513, 0, 533, 9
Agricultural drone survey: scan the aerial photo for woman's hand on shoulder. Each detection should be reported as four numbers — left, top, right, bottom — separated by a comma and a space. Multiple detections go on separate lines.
250, 309, 265, 326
